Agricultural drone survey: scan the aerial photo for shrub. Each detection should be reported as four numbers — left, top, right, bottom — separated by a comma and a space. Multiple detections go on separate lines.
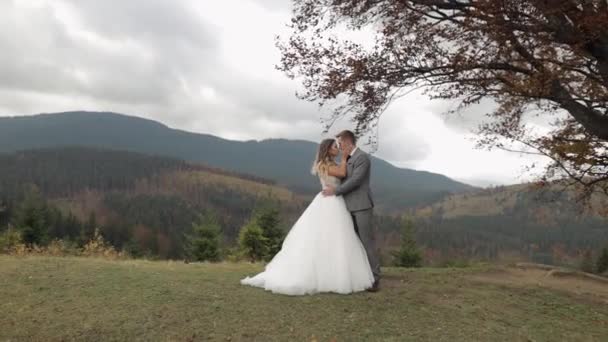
82, 228, 122, 259
0, 226, 22, 253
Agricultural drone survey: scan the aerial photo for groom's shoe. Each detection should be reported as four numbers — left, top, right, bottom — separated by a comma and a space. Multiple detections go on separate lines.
366, 280, 380, 293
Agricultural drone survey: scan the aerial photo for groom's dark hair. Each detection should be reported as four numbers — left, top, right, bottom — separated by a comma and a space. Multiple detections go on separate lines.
336, 130, 357, 144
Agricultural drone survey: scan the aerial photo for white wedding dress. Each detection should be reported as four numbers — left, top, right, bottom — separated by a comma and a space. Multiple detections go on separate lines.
240, 174, 375, 295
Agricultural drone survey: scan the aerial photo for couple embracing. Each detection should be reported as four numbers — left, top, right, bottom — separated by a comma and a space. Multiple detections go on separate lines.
241, 130, 381, 295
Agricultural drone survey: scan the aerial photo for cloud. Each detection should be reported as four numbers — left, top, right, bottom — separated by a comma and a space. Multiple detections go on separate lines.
248, 0, 293, 12
427, 93, 565, 136
0, 0, 550, 186
372, 102, 433, 166
0, 0, 218, 107
427, 98, 498, 134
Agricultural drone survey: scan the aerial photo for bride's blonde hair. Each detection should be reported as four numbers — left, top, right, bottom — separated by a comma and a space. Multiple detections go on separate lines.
311, 138, 337, 175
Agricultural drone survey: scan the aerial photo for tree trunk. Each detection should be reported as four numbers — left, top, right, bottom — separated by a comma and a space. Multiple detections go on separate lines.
550, 80, 608, 140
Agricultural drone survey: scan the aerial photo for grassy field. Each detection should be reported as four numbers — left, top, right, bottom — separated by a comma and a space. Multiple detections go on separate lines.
1, 256, 607, 341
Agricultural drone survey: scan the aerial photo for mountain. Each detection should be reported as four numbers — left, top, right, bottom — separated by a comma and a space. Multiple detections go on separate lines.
408, 184, 608, 265
0, 111, 475, 211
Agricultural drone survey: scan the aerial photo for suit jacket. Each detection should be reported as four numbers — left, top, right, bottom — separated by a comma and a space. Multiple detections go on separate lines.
335, 148, 374, 212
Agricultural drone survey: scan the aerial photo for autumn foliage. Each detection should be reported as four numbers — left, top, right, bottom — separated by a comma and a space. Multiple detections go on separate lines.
279, 0, 608, 197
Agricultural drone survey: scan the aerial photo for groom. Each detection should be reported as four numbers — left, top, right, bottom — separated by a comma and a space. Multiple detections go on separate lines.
322, 130, 381, 292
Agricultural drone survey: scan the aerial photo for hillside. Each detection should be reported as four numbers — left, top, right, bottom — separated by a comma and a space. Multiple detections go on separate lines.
0, 147, 308, 259
1, 147, 607, 265
410, 184, 608, 265
0, 147, 294, 201
1, 256, 607, 341
416, 183, 608, 220
0, 111, 475, 210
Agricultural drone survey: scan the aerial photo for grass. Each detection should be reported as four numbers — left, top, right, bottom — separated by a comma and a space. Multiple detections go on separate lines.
1, 256, 607, 341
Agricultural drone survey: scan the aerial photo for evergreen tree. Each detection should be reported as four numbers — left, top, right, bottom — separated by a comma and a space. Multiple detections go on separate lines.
13, 186, 48, 246
596, 247, 608, 275
392, 217, 422, 268
123, 238, 146, 259
254, 207, 284, 261
238, 221, 268, 262
184, 210, 222, 262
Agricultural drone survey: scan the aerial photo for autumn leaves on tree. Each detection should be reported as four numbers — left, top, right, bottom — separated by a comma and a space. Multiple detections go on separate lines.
278, 0, 608, 198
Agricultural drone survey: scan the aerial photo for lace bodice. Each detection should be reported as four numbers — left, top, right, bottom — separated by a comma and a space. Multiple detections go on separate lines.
319, 173, 340, 189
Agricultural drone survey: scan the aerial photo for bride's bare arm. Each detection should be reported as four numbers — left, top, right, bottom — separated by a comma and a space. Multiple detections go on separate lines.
327, 156, 347, 178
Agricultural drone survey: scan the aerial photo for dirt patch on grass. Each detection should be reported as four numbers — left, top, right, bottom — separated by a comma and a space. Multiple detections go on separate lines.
468, 265, 608, 304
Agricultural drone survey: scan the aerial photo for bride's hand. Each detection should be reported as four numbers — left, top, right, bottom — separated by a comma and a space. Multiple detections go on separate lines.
322, 186, 336, 197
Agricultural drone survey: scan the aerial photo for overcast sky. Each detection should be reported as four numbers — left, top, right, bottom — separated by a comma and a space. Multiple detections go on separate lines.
0, 0, 551, 187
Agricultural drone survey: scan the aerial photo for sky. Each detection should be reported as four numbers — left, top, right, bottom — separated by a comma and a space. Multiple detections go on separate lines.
0, 0, 551, 187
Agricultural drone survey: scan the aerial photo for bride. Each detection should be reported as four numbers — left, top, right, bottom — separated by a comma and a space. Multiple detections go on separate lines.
240, 138, 374, 295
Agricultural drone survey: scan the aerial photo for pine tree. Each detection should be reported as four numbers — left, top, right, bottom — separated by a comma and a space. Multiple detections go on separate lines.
238, 221, 268, 262
254, 207, 284, 261
392, 217, 422, 268
13, 186, 48, 246
123, 238, 146, 259
184, 210, 222, 262
596, 247, 608, 275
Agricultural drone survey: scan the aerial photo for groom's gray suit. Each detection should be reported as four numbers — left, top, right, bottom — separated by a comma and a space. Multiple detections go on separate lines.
335, 148, 381, 282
